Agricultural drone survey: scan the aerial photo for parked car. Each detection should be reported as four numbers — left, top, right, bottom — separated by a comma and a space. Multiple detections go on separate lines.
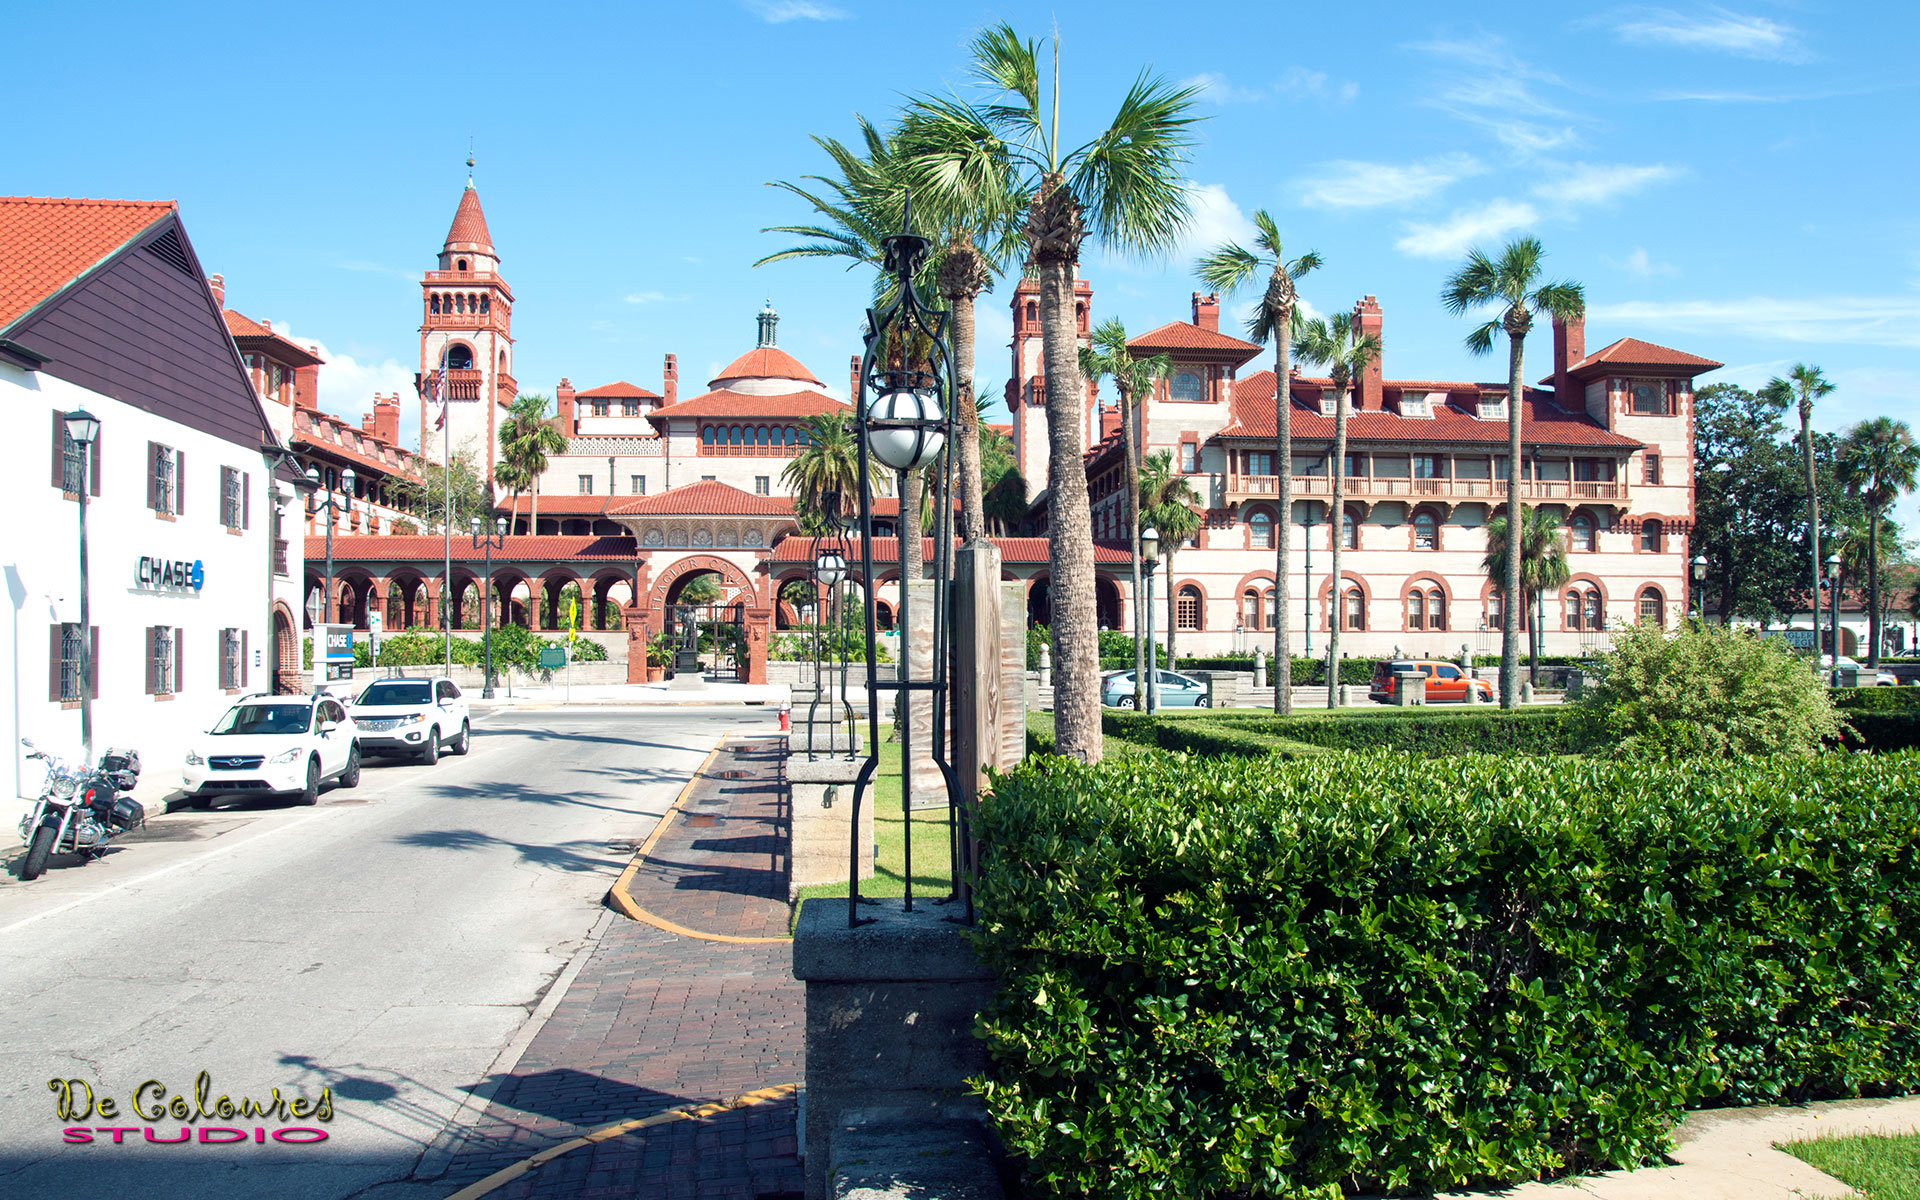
1101, 669, 1211, 708
1370, 659, 1495, 704
181, 693, 360, 807
1821, 655, 1898, 687
349, 677, 471, 762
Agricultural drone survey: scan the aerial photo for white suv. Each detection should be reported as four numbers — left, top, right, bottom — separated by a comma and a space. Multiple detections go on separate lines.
181, 693, 360, 808
349, 677, 471, 764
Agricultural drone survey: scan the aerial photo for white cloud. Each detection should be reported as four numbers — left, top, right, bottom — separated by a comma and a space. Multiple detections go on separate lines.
1410, 37, 1583, 154
1296, 154, 1483, 209
1394, 200, 1539, 260
1182, 72, 1264, 105
623, 290, 689, 305
1588, 296, 1920, 348
1534, 162, 1677, 207
744, 0, 847, 22
1608, 247, 1678, 277
263, 319, 417, 443
1182, 67, 1355, 106
1173, 182, 1258, 265
1614, 8, 1807, 61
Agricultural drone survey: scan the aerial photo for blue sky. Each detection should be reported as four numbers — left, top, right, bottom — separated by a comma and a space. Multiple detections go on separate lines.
12, 1, 1918, 529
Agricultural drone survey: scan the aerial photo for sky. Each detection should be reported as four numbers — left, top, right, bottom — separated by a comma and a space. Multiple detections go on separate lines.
11, 0, 1919, 531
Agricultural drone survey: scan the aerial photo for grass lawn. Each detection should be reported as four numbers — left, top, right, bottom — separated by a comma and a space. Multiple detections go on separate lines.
1782, 1132, 1920, 1199
793, 724, 958, 912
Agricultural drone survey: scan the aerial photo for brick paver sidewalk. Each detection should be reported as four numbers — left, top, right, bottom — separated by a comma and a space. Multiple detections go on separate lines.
429, 736, 804, 1199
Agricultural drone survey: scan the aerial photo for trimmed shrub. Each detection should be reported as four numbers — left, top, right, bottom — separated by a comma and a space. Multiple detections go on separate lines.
1104, 707, 1572, 758
1569, 621, 1846, 758
1835, 687, 1920, 713
972, 750, 1920, 1199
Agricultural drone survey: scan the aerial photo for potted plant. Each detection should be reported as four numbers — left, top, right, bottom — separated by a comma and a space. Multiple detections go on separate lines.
646, 632, 673, 683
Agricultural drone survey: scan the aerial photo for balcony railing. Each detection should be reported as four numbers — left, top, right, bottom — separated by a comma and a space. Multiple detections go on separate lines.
1224, 474, 1629, 505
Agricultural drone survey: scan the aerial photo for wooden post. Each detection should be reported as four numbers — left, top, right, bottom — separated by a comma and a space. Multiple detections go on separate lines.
952, 544, 1003, 804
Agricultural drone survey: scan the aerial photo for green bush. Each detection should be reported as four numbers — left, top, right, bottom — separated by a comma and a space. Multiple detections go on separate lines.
1835, 687, 1920, 713
1840, 714, 1920, 752
971, 750, 1920, 1199
1103, 708, 1572, 758
1569, 622, 1846, 757
567, 638, 608, 663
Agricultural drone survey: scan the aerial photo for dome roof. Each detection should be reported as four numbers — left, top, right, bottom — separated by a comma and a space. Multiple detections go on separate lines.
708, 346, 824, 392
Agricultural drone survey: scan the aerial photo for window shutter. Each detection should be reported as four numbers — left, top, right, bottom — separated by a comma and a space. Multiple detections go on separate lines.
242, 630, 249, 687
242, 471, 251, 529
90, 425, 102, 497
175, 628, 185, 693
176, 450, 187, 514
48, 624, 61, 701
145, 628, 157, 695
51, 410, 66, 488
147, 442, 160, 510
88, 626, 99, 699
215, 628, 225, 688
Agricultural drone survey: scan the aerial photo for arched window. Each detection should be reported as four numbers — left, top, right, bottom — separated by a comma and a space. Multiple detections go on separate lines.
456, 257, 469, 271
456, 294, 467, 314
1343, 587, 1366, 631
1263, 588, 1278, 629
1241, 590, 1260, 629
1640, 519, 1663, 552
1566, 591, 1584, 630
1428, 589, 1446, 631
1414, 511, 1438, 550
1488, 589, 1505, 628
1585, 590, 1601, 629
1025, 301, 1037, 324
1409, 590, 1426, 630
1170, 372, 1205, 402
1571, 513, 1595, 552
1249, 509, 1273, 549
480, 296, 490, 313
786, 426, 799, 445
1638, 587, 1665, 625
729, 426, 742, 446
430, 294, 441, 314
701, 426, 716, 446
1176, 585, 1202, 630
443, 344, 474, 370
1342, 509, 1358, 550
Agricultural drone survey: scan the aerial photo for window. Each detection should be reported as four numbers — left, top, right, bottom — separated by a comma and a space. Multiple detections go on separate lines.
1640, 519, 1662, 553
220, 466, 243, 529
1176, 585, 1202, 630
1249, 509, 1272, 549
1414, 511, 1438, 550
430, 295, 441, 314
50, 623, 95, 702
1342, 587, 1366, 631
1409, 590, 1425, 630
1263, 588, 1277, 630
578, 475, 594, 495
1571, 513, 1595, 552
755, 476, 771, 496
479, 296, 490, 314
1584, 590, 1601, 630
1170, 372, 1205, 402
219, 628, 244, 690
1477, 396, 1508, 420
1412, 454, 1442, 479
1344, 453, 1365, 478
1638, 587, 1665, 625
1630, 380, 1667, 415
1566, 592, 1584, 630
631, 475, 646, 495
1401, 390, 1432, 418
1643, 452, 1661, 485
1433, 663, 1461, 681
1246, 451, 1274, 477
1242, 590, 1260, 629
60, 426, 83, 493
444, 344, 474, 369
1488, 590, 1505, 628
590, 400, 610, 417
621, 400, 640, 417
1341, 510, 1358, 550
701, 475, 716, 482
270, 363, 285, 398
148, 442, 180, 515
701, 426, 716, 446
146, 626, 180, 696
1179, 443, 1197, 473
1427, 589, 1447, 631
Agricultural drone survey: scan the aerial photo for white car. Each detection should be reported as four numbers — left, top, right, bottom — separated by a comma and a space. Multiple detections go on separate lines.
1822, 655, 1899, 687
181, 693, 360, 808
349, 677, 471, 763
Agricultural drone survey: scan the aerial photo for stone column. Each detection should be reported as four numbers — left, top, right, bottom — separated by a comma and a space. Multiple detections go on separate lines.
903, 579, 942, 804
745, 606, 771, 685
623, 605, 652, 684
952, 544, 1002, 807
786, 756, 871, 901
998, 581, 1029, 768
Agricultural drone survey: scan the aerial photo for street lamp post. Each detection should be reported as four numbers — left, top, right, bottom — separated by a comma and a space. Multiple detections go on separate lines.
305, 466, 355, 628
1302, 506, 1313, 658
1825, 552, 1843, 663
1141, 525, 1161, 715
63, 410, 100, 764
470, 516, 506, 697
1690, 554, 1708, 621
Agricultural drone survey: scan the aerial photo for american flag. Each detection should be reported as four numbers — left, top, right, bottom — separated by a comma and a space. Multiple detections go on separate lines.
432, 365, 449, 430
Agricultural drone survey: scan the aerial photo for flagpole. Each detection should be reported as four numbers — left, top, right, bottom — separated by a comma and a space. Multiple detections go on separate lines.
440, 366, 453, 677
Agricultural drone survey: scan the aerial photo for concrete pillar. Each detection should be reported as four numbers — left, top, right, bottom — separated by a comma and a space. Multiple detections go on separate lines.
903, 579, 942, 804
1254, 647, 1267, 689
623, 605, 651, 684
1038, 643, 1051, 689
745, 607, 771, 685
952, 544, 1003, 808
787, 756, 872, 901
998, 582, 1028, 769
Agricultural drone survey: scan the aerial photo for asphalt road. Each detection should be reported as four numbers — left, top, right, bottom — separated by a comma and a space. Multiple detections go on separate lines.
0, 706, 776, 1200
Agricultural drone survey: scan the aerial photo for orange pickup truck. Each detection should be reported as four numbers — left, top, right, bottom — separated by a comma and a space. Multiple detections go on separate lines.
1369, 659, 1495, 704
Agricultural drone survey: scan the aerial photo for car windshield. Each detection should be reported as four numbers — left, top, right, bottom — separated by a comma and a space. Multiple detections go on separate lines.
358, 682, 434, 706
211, 704, 311, 736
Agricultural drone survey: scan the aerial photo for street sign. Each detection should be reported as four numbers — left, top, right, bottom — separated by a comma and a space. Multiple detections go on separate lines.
539, 646, 567, 669
567, 598, 578, 644
318, 624, 354, 664
368, 612, 384, 635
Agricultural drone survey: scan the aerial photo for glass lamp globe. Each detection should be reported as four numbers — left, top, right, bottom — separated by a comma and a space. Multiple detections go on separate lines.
815, 551, 847, 588
867, 383, 945, 472
1141, 525, 1161, 563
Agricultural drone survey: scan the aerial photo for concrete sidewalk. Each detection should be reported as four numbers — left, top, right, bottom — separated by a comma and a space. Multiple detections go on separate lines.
465, 680, 792, 709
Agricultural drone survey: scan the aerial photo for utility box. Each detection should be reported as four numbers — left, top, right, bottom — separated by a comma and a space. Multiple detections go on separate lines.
1397, 674, 1427, 706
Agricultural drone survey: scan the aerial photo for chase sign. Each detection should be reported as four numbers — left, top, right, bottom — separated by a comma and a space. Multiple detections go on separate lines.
136, 557, 205, 593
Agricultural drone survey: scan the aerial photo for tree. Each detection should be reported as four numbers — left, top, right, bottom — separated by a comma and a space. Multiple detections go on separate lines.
1080, 320, 1171, 705
978, 412, 1027, 534
1835, 417, 1918, 667
1482, 508, 1570, 683
497, 394, 565, 534
388, 450, 491, 533
677, 573, 723, 606
782, 412, 873, 533
1296, 312, 1379, 707
1440, 237, 1585, 708
907, 23, 1203, 760
1693, 382, 1806, 626
1196, 210, 1321, 714
1139, 450, 1202, 677
1777, 365, 1835, 660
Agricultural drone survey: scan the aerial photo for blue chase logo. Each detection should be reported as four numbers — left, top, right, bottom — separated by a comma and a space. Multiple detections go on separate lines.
137, 557, 206, 592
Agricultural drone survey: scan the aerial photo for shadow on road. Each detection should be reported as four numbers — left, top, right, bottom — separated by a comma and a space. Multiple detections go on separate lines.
391, 828, 628, 874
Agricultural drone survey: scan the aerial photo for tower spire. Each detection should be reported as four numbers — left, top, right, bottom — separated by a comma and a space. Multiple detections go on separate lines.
757, 299, 778, 348
466, 139, 475, 188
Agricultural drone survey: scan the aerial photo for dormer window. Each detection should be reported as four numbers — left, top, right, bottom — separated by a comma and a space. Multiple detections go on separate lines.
1399, 390, 1432, 418
1630, 379, 1668, 415
1477, 395, 1508, 420
1170, 371, 1205, 402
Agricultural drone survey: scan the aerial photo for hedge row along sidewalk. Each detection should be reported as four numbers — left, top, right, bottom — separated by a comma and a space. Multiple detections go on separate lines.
970, 749, 1920, 1200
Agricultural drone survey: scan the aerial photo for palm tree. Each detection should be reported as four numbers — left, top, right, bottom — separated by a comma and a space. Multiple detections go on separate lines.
1296, 312, 1379, 707
781, 412, 878, 533
1482, 508, 1571, 684
906, 24, 1202, 760
1774, 365, 1835, 660
497, 394, 565, 535
1440, 237, 1585, 709
1836, 417, 1920, 668
1080, 320, 1171, 702
1139, 450, 1202, 674
492, 455, 534, 534
1197, 211, 1321, 713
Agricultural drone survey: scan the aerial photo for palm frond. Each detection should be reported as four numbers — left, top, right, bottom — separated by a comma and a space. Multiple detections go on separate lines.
1439, 249, 1499, 315
1194, 242, 1263, 293
1286, 250, 1323, 281
1069, 71, 1203, 257
1530, 280, 1586, 323
1464, 318, 1501, 357
967, 23, 1042, 117
1250, 208, 1282, 255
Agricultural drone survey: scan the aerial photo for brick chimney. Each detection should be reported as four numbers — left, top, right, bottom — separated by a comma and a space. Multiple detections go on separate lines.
1553, 314, 1586, 406
661, 354, 677, 406
207, 274, 225, 309
292, 362, 320, 411
1353, 296, 1384, 410
1192, 291, 1220, 333
372, 394, 400, 445
556, 377, 576, 432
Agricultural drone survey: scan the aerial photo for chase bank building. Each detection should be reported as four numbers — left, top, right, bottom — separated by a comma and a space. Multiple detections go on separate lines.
1, 196, 301, 799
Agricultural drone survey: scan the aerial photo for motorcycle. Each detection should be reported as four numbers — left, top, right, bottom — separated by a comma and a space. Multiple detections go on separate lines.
16, 739, 144, 881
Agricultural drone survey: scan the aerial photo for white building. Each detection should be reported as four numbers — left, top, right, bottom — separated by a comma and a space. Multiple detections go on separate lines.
1, 196, 300, 797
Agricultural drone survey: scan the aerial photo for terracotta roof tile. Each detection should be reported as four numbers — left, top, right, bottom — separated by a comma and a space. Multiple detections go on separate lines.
709, 346, 823, 387
308, 534, 636, 562
1566, 337, 1722, 373
443, 185, 494, 254
1128, 320, 1263, 362
223, 308, 324, 366
501, 494, 625, 515
608, 479, 795, 517
649, 388, 848, 421
770, 536, 1131, 565
1215, 371, 1642, 449
0, 196, 176, 330
576, 380, 661, 399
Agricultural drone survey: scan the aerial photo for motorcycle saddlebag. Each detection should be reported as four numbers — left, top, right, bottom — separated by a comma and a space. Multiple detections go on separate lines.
99, 748, 141, 778
108, 796, 145, 831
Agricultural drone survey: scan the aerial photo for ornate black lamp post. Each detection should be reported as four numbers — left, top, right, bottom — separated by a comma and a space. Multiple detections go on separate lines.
63, 410, 99, 763
470, 515, 506, 697
306, 466, 355, 627
1825, 552, 1843, 662
804, 519, 855, 758
1140, 524, 1161, 715
846, 198, 962, 927
1690, 554, 1708, 621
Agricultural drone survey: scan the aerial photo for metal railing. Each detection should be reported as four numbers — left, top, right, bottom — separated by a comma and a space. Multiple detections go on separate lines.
1226, 475, 1630, 504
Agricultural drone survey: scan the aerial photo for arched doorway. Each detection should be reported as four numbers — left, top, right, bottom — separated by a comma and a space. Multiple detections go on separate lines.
272, 607, 297, 694
1027, 577, 1052, 628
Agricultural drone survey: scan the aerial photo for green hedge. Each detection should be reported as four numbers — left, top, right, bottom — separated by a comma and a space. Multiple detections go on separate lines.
971, 750, 1920, 1199
1835, 687, 1920, 713
1103, 707, 1572, 758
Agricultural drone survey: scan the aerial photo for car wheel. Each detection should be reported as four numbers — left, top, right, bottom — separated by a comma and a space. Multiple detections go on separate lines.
339, 744, 361, 789
451, 720, 471, 756
20, 824, 56, 880
1197, 697, 1212, 708
420, 730, 440, 766
1119, 695, 1136, 709
297, 756, 320, 806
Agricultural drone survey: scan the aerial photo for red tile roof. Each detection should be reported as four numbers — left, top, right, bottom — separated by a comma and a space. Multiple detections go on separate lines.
501, 493, 625, 515
308, 534, 636, 563
1128, 320, 1262, 362
576, 380, 661, 399
769, 536, 1131, 565
223, 308, 324, 366
1216, 371, 1642, 449
608, 479, 795, 517
0, 196, 176, 329
1564, 337, 1723, 374
443, 186, 494, 255
648, 388, 849, 421
709, 346, 823, 387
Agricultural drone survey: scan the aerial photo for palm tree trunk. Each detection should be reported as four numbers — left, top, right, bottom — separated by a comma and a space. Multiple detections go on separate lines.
1501, 335, 1524, 708
1327, 380, 1347, 708
1120, 382, 1146, 704
1273, 319, 1293, 714
947, 275, 987, 544
1803, 407, 1821, 659
1868, 508, 1881, 668
1036, 255, 1102, 762
530, 478, 540, 538
900, 469, 924, 587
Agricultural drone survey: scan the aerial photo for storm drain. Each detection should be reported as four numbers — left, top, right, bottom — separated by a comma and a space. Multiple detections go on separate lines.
683, 814, 718, 828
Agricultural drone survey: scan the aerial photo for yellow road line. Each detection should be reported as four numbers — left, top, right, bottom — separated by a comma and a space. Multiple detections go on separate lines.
606, 736, 792, 945
441, 1082, 799, 1200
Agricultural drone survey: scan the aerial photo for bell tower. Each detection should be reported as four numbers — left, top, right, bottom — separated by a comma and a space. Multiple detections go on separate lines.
418, 163, 515, 484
